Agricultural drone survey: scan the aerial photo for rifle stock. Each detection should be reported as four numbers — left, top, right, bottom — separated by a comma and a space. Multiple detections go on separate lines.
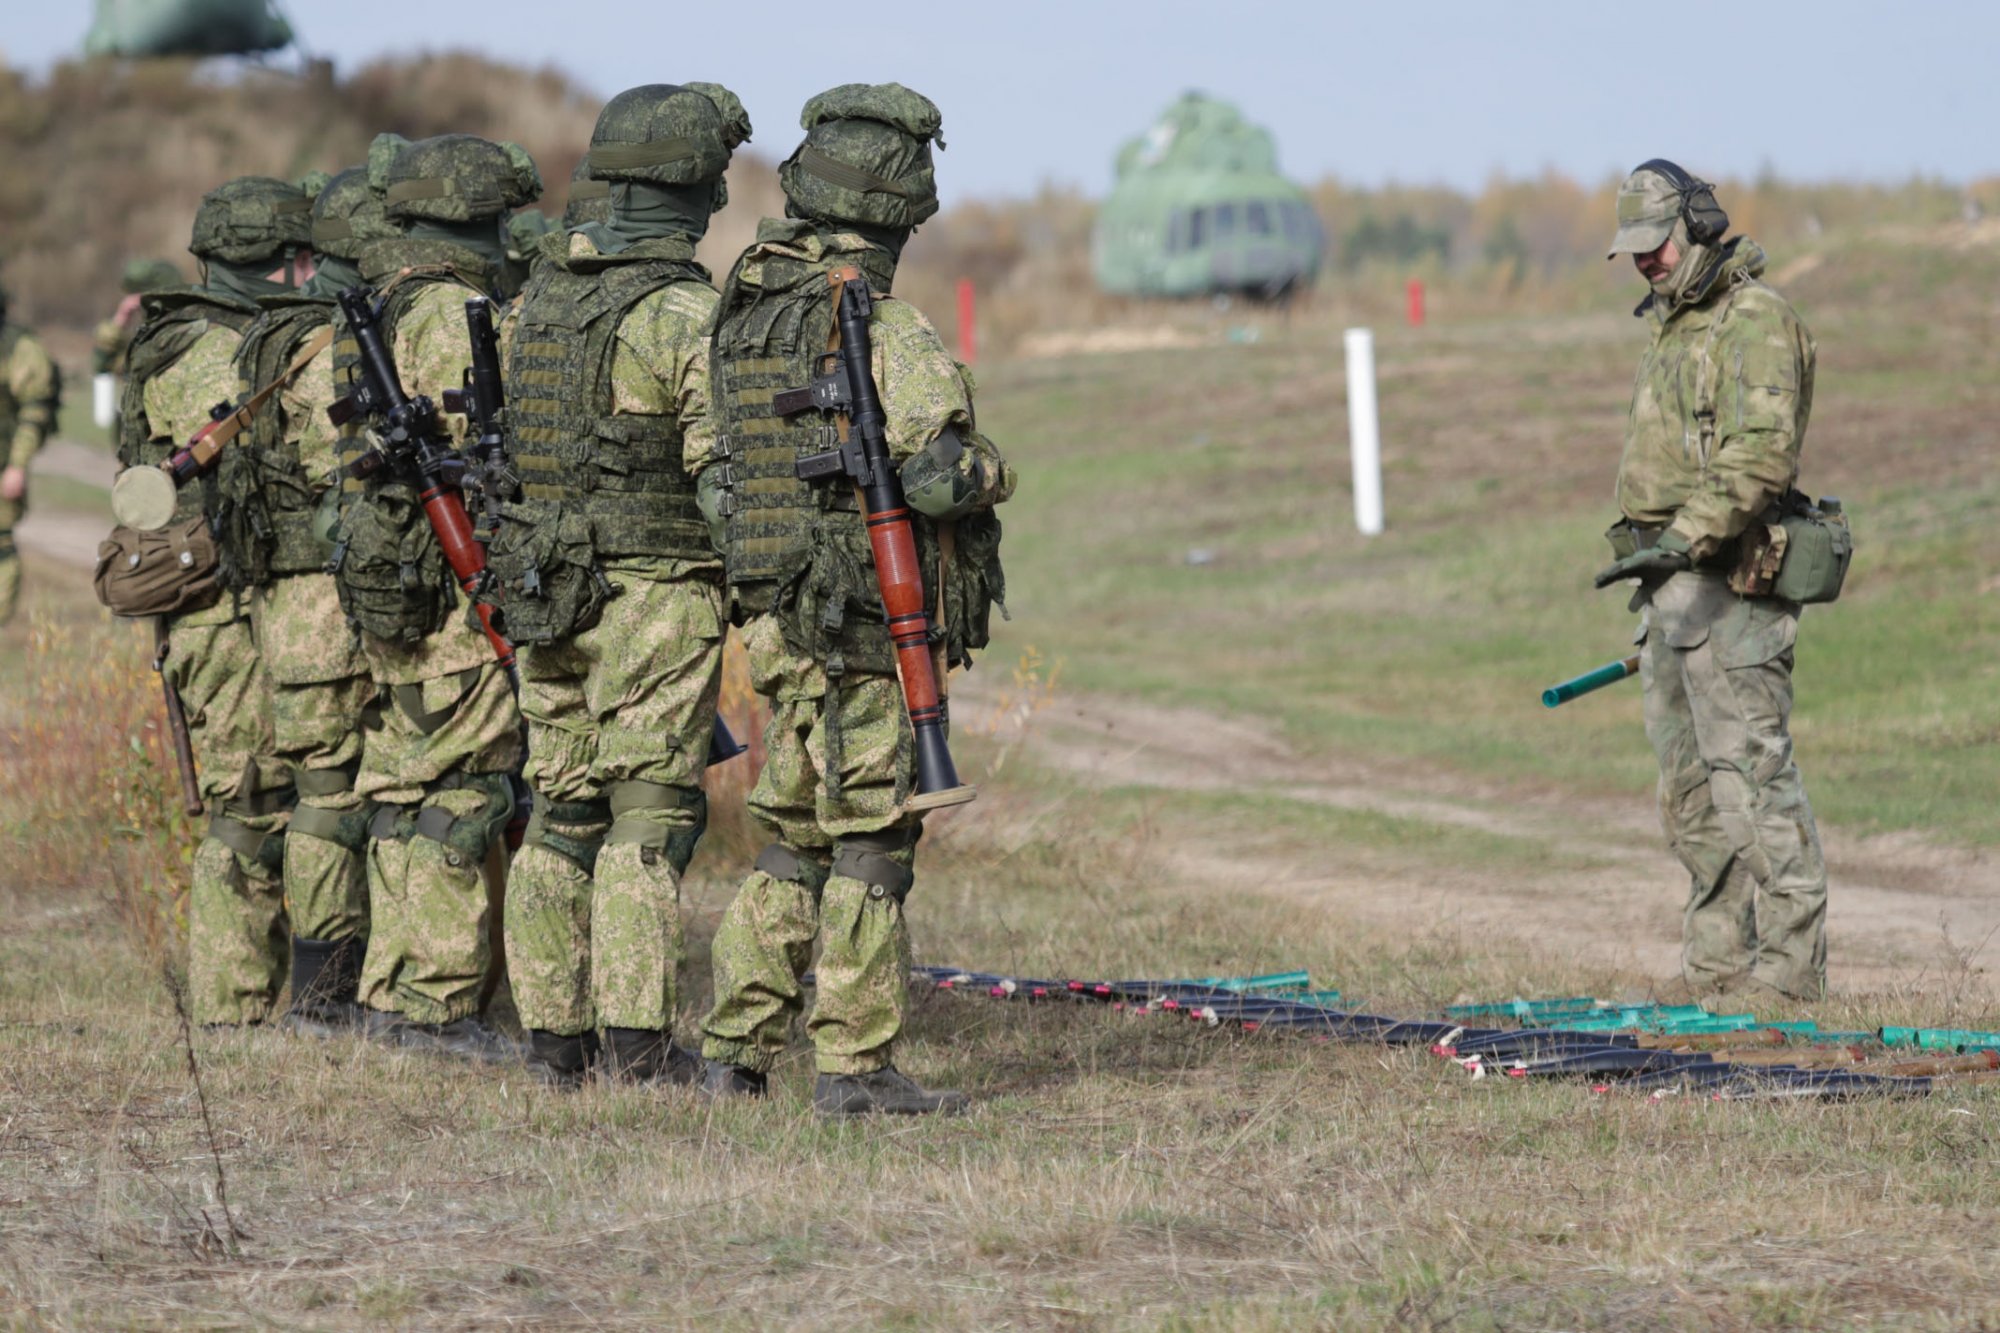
152, 619, 203, 816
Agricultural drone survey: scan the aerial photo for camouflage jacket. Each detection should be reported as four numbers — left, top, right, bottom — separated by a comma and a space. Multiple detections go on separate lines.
0, 326, 58, 472
1618, 238, 1816, 561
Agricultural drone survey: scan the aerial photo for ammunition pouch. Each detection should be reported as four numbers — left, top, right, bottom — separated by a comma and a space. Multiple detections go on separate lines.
93, 518, 223, 618
754, 842, 832, 898
603, 779, 705, 874
520, 790, 613, 875
328, 479, 455, 645
483, 503, 610, 645
1726, 490, 1853, 605
831, 827, 918, 904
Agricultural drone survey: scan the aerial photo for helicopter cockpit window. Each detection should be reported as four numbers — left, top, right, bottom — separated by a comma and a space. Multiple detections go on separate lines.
1214, 203, 1238, 239
1246, 201, 1272, 237
1187, 208, 1208, 250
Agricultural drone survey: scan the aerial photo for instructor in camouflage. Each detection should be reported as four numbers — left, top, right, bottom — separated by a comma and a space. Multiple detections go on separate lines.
329, 133, 537, 1058
119, 176, 316, 1024
0, 285, 60, 626
1596, 161, 1828, 1001
228, 167, 398, 1034
489, 83, 751, 1087
697, 84, 1014, 1114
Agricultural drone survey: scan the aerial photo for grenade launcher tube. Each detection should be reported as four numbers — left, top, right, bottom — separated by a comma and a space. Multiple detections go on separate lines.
831, 270, 972, 810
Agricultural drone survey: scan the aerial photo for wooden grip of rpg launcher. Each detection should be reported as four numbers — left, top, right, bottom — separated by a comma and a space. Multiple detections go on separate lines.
417, 481, 515, 679
828, 266, 974, 812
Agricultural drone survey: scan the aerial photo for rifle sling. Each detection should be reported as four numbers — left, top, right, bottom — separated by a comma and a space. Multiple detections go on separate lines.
185, 324, 335, 469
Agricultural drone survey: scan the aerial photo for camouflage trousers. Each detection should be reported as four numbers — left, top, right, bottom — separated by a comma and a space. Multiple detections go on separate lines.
0, 494, 21, 626
701, 613, 922, 1077
1640, 572, 1828, 999
166, 596, 293, 1025
354, 622, 522, 1026
255, 572, 372, 946
507, 574, 724, 1036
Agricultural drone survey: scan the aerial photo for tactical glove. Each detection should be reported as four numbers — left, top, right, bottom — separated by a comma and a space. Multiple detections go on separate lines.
1593, 529, 1691, 588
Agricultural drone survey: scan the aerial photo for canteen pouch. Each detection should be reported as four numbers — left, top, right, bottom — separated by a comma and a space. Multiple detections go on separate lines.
1773, 499, 1852, 605
92, 518, 222, 617
1604, 518, 1641, 562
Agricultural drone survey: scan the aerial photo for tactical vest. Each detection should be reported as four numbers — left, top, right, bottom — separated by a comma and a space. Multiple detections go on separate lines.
117, 292, 257, 525
710, 237, 1005, 676
486, 252, 712, 644
325, 262, 474, 644
212, 295, 333, 588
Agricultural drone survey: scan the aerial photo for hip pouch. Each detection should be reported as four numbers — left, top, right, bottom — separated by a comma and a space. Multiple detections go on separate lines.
92, 518, 221, 617
1730, 490, 1853, 605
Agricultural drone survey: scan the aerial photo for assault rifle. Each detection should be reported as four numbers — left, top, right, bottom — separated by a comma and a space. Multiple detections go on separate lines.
109, 326, 334, 532
788, 268, 974, 810
326, 286, 516, 685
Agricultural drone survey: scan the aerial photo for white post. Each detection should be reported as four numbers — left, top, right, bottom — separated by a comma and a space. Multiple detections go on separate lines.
1344, 327, 1384, 536
92, 373, 118, 431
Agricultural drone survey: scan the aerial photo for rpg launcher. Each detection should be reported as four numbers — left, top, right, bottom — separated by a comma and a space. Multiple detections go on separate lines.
327, 285, 516, 685
787, 268, 974, 811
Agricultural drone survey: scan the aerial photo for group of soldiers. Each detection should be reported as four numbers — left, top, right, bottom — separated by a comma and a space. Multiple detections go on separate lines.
99, 80, 1014, 1116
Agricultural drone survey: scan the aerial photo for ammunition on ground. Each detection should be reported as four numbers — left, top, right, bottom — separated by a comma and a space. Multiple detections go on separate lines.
1542, 654, 1640, 708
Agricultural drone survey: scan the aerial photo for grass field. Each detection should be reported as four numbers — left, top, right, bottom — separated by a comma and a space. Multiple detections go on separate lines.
6, 226, 2000, 1329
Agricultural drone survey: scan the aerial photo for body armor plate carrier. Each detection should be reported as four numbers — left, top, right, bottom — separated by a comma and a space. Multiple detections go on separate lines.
118, 291, 258, 528
214, 295, 334, 588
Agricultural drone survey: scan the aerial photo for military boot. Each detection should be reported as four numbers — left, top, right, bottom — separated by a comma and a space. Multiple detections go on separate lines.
279, 936, 365, 1039
599, 1027, 702, 1087
813, 1067, 968, 1117
524, 1029, 599, 1088
394, 1016, 520, 1064
699, 1060, 768, 1100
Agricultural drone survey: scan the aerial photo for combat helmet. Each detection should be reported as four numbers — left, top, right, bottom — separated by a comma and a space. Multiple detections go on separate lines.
310, 163, 400, 261
378, 133, 542, 224
189, 175, 314, 262
778, 83, 943, 231
586, 83, 738, 188
121, 258, 187, 294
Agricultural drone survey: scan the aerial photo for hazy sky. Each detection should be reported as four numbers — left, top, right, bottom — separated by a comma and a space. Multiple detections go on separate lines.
10, 1, 1995, 202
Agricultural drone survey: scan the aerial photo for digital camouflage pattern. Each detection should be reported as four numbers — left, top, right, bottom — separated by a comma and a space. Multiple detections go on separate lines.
379, 134, 541, 226
507, 574, 724, 1034
355, 661, 520, 1024
0, 324, 58, 624
1617, 232, 1827, 999
587, 84, 732, 186
699, 613, 917, 1075
1618, 238, 1816, 563
188, 176, 313, 263
778, 84, 943, 231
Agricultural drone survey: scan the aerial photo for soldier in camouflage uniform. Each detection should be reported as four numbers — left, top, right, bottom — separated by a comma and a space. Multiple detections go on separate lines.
221, 168, 398, 1035
0, 285, 60, 627
696, 85, 1014, 1114
329, 133, 539, 1059
119, 177, 316, 1024
487, 83, 752, 1086
94, 259, 188, 377
1595, 161, 1828, 1000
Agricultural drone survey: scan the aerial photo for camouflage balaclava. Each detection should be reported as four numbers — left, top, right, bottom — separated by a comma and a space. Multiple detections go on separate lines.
189, 174, 315, 302
1606, 163, 1728, 308
779, 82, 943, 263
580, 82, 747, 256
376, 132, 542, 285
307, 161, 400, 296
562, 157, 610, 231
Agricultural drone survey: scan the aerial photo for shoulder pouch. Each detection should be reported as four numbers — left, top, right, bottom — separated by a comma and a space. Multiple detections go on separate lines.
93, 518, 222, 617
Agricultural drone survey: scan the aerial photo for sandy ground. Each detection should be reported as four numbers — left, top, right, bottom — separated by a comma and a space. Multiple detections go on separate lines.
964, 680, 2000, 996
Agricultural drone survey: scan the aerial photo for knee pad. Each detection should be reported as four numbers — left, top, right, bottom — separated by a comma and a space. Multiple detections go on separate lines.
519, 789, 612, 876
603, 779, 702, 873
753, 843, 831, 898
208, 811, 288, 876
830, 827, 918, 904
393, 771, 516, 867
289, 801, 377, 854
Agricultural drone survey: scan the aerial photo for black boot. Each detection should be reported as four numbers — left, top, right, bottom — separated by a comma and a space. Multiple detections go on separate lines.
394, 1016, 520, 1064
699, 1060, 768, 1100
600, 1027, 702, 1086
813, 1066, 968, 1117
280, 936, 364, 1038
524, 1029, 599, 1088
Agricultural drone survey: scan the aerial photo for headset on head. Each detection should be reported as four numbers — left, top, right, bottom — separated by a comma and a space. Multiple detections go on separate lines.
1632, 159, 1729, 246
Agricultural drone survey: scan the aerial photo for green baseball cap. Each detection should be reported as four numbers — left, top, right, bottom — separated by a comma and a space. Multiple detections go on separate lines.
1606, 167, 1681, 259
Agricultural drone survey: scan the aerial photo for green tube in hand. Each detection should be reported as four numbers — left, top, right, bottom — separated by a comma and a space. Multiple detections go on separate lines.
1542, 654, 1641, 708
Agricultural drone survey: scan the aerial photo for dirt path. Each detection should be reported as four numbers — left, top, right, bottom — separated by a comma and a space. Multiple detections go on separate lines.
962, 681, 2000, 995
16, 441, 116, 568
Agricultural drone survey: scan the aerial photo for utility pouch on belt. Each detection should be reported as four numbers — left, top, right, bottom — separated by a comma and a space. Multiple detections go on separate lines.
1731, 491, 1852, 604
1603, 519, 1641, 562
92, 518, 222, 617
